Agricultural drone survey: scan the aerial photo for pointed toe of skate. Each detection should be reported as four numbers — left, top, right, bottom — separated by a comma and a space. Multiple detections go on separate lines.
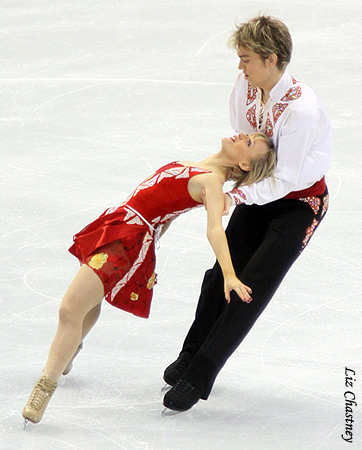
22, 405, 41, 425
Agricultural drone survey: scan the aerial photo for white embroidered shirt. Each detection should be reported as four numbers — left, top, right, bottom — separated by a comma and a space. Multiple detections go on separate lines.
229, 71, 332, 205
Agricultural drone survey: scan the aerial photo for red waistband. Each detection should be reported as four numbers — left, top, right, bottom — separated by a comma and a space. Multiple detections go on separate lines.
284, 177, 326, 199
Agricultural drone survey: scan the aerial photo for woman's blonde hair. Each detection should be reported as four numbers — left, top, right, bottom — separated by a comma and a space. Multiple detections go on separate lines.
228, 15, 292, 71
226, 132, 276, 188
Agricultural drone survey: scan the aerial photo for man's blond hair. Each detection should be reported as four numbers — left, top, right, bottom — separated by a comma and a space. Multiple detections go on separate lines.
229, 15, 292, 71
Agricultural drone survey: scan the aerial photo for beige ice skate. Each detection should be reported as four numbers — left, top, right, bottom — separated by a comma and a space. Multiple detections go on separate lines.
62, 341, 83, 375
22, 375, 57, 428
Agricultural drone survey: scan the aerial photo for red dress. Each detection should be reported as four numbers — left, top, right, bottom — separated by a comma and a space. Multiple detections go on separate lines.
69, 162, 211, 318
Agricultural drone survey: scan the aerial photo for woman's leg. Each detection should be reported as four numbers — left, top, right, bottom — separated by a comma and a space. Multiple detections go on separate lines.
23, 264, 105, 425
81, 303, 102, 340
61, 302, 103, 376
43, 264, 104, 381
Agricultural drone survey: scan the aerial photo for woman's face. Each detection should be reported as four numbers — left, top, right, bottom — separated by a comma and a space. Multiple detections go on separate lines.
222, 132, 267, 171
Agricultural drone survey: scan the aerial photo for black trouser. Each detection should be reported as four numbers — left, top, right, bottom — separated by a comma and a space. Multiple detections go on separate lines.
180, 190, 329, 399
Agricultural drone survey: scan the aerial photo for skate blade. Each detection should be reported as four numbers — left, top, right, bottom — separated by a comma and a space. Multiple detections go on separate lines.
161, 407, 182, 417
161, 383, 171, 392
23, 419, 29, 430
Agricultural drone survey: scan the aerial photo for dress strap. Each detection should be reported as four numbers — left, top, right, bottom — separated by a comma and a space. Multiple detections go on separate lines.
125, 205, 163, 248
124, 205, 155, 231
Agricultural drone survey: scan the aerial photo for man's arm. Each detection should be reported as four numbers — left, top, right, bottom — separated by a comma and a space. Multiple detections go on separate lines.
228, 107, 331, 206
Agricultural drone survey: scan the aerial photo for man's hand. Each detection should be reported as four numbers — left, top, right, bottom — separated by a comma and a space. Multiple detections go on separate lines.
202, 190, 232, 216
201, 189, 207, 209
222, 193, 232, 216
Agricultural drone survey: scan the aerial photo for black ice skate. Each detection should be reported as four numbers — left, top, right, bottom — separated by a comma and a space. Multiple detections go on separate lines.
163, 352, 191, 387
163, 379, 201, 412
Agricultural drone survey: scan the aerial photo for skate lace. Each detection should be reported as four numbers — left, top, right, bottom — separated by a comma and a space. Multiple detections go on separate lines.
27, 378, 57, 411
174, 379, 194, 394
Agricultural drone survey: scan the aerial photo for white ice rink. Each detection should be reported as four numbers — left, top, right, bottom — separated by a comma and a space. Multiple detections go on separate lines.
1, 0, 361, 449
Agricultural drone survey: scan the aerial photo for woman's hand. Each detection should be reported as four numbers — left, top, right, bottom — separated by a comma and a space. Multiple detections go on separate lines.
224, 275, 252, 303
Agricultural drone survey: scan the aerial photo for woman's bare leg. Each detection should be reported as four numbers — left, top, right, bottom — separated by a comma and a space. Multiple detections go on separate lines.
81, 302, 102, 340
43, 264, 104, 380
61, 302, 103, 375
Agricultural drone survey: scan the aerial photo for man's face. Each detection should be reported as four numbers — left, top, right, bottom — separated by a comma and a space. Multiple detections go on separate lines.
237, 47, 270, 88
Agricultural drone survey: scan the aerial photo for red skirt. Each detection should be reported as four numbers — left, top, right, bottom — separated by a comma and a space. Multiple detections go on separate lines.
69, 208, 157, 318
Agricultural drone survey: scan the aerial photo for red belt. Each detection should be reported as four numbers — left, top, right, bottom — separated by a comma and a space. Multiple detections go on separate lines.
284, 177, 326, 199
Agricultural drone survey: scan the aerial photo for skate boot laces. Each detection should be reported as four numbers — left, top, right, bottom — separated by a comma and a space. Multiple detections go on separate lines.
27, 376, 57, 412
174, 379, 195, 394
22, 375, 58, 426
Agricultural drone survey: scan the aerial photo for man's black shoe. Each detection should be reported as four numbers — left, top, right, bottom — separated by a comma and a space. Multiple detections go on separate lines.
163, 352, 191, 387
163, 379, 201, 412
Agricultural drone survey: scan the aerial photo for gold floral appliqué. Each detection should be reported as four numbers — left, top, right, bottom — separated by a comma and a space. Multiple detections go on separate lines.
130, 292, 139, 301
147, 272, 157, 290
89, 253, 108, 270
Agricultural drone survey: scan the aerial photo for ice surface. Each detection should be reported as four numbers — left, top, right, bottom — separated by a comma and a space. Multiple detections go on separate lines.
1, 0, 361, 449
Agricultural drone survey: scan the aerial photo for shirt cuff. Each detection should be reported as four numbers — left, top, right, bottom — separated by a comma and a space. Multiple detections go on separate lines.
227, 189, 247, 205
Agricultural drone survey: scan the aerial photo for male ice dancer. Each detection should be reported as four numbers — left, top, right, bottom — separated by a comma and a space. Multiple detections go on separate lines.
163, 15, 331, 412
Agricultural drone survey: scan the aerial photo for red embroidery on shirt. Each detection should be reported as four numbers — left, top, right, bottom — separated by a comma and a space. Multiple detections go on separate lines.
272, 103, 289, 124
246, 83, 258, 106
265, 113, 273, 137
246, 104, 257, 130
281, 85, 302, 101
292, 76, 299, 85
230, 189, 246, 205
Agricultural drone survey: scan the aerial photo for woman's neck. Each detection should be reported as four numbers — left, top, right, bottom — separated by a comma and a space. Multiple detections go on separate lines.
178, 149, 233, 183
178, 153, 228, 182
198, 152, 229, 182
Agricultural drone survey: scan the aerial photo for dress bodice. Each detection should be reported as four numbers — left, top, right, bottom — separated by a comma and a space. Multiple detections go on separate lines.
116, 162, 212, 227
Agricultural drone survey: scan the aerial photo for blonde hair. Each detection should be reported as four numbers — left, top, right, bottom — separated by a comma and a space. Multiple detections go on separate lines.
226, 132, 277, 188
228, 15, 292, 71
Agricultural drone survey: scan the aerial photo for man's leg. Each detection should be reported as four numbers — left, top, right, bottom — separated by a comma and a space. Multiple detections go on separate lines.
164, 193, 328, 409
182, 200, 320, 399
163, 204, 268, 387
180, 204, 269, 357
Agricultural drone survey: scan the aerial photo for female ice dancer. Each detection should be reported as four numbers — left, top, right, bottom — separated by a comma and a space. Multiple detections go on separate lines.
22, 131, 275, 427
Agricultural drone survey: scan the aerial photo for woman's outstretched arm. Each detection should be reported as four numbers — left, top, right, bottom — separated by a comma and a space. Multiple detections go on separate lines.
202, 174, 252, 303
